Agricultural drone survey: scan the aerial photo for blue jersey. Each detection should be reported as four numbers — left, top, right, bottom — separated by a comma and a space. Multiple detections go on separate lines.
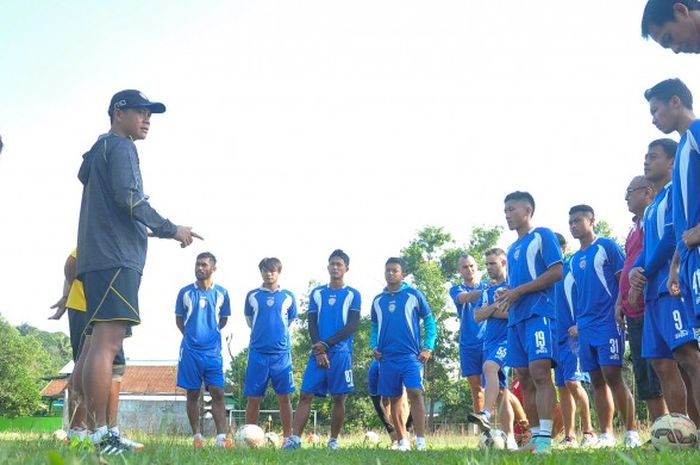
480, 280, 508, 348
175, 283, 231, 354
554, 258, 577, 343
636, 182, 675, 300
244, 287, 297, 354
506, 227, 563, 326
371, 283, 432, 359
569, 237, 625, 329
673, 119, 700, 262
308, 284, 361, 353
449, 282, 487, 347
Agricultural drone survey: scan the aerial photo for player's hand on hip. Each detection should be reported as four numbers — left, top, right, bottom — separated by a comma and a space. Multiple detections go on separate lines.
174, 225, 204, 248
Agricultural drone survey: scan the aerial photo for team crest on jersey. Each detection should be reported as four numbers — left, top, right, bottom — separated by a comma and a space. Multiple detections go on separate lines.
199, 297, 207, 308
513, 246, 521, 260
328, 296, 336, 306
388, 301, 396, 312
266, 297, 275, 307
579, 257, 586, 270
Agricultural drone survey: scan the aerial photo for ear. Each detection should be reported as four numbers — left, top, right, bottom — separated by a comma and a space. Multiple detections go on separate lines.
673, 3, 691, 20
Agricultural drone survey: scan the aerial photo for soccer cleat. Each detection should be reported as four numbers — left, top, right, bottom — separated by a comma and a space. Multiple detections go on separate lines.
558, 436, 578, 448
506, 436, 519, 451
580, 432, 597, 448
327, 438, 339, 450
530, 435, 552, 454
98, 432, 130, 455
467, 411, 492, 433
118, 435, 145, 451
594, 433, 616, 448
415, 441, 427, 451
390, 440, 399, 450
216, 437, 233, 448
623, 433, 641, 449
282, 436, 301, 450
396, 441, 410, 452
193, 437, 206, 449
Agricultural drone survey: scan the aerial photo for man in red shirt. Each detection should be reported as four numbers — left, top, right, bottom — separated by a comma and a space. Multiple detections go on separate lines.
615, 174, 667, 420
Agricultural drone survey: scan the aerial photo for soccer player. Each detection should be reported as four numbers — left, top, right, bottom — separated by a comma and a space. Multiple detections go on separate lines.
617, 175, 667, 421
568, 205, 640, 448
498, 191, 562, 454
286, 250, 361, 450
552, 234, 595, 449
641, 0, 700, 53
244, 257, 297, 442
449, 255, 487, 415
76, 90, 201, 454
469, 248, 520, 451
371, 257, 436, 451
175, 252, 231, 448
630, 130, 700, 426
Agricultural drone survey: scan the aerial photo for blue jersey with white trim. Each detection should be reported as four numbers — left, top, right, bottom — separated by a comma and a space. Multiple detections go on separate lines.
639, 183, 675, 299
506, 227, 563, 326
449, 282, 487, 347
175, 283, 231, 354
308, 284, 361, 353
569, 237, 624, 329
244, 287, 297, 353
673, 119, 700, 262
480, 281, 508, 347
554, 257, 576, 343
371, 283, 432, 359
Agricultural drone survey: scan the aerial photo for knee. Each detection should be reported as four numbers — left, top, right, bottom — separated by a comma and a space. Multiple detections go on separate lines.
332, 395, 346, 406
406, 389, 422, 402
299, 392, 314, 403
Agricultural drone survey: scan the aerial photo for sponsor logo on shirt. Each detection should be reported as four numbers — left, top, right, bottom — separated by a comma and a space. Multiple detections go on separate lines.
388, 301, 396, 312
513, 246, 521, 261
328, 296, 336, 306
579, 257, 587, 270
266, 297, 275, 307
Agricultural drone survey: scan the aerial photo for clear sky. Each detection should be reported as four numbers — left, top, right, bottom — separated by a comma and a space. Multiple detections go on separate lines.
1, 1, 699, 365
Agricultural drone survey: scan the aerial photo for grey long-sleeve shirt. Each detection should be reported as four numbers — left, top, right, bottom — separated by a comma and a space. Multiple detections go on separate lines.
76, 133, 176, 276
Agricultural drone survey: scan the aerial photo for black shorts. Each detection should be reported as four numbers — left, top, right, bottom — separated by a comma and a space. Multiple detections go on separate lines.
626, 314, 662, 401
83, 267, 141, 329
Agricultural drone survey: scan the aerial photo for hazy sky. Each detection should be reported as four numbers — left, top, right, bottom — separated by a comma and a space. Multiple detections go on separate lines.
2, 1, 699, 364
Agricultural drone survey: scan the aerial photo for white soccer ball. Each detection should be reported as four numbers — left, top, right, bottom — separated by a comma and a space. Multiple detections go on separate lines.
650, 413, 698, 451
264, 431, 280, 448
52, 429, 67, 442
478, 429, 507, 450
234, 424, 266, 448
364, 431, 380, 445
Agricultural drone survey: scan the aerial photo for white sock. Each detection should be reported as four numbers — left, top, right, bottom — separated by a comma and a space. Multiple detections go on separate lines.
194, 433, 203, 440
600, 432, 613, 440
90, 425, 108, 443
531, 426, 540, 436
481, 409, 492, 420
398, 438, 408, 446
539, 419, 552, 437
109, 426, 120, 436
216, 433, 226, 442
415, 436, 426, 446
626, 430, 639, 439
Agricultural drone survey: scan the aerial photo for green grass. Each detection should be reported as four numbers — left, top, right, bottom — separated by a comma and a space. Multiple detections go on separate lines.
0, 416, 62, 432
1, 431, 697, 465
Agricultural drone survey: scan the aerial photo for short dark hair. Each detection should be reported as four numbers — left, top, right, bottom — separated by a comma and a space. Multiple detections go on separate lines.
258, 257, 282, 272
196, 252, 217, 264
485, 248, 506, 258
385, 257, 407, 273
554, 232, 567, 248
649, 138, 678, 158
569, 204, 595, 217
642, 0, 700, 38
644, 78, 693, 110
504, 191, 536, 215
329, 249, 350, 267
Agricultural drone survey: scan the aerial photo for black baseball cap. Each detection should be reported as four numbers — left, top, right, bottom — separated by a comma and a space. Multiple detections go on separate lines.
108, 89, 166, 117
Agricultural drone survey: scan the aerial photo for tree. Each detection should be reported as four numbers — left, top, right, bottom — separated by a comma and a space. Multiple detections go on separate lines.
0, 315, 51, 417
15, 324, 71, 375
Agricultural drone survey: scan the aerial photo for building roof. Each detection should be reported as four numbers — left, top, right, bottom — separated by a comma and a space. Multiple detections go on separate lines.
41, 365, 185, 399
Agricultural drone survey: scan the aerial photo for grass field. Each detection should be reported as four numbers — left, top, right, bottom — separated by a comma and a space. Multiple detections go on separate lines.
2, 431, 697, 465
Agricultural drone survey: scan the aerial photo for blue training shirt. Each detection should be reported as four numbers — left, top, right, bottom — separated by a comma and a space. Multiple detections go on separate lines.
371, 283, 432, 359
673, 119, 700, 263
479, 280, 508, 348
449, 282, 487, 348
175, 283, 231, 354
308, 284, 361, 353
506, 227, 563, 326
554, 257, 577, 343
635, 182, 675, 300
569, 237, 625, 330
244, 287, 298, 354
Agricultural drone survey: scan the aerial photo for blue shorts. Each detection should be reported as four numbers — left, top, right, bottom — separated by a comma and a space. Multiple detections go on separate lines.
680, 249, 700, 319
507, 316, 556, 368
244, 350, 295, 397
460, 344, 483, 377
301, 351, 354, 396
378, 356, 423, 398
642, 294, 698, 359
177, 346, 224, 390
554, 338, 589, 387
578, 324, 624, 372
483, 341, 509, 389
368, 360, 380, 396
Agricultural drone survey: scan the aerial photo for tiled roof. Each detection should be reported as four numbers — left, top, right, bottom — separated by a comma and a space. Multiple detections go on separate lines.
41, 365, 185, 398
